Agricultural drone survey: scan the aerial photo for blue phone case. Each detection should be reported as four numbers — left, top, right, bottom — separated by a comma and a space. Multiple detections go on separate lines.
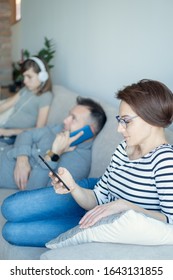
70, 125, 94, 146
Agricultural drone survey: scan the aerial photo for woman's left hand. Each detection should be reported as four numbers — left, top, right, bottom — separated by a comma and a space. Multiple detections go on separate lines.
79, 199, 128, 228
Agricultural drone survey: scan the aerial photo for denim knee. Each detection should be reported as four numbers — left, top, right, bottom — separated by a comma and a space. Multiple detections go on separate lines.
2, 222, 15, 245
1, 196, 16, 221
1, 190, 23, 221
1, 199, 9, 220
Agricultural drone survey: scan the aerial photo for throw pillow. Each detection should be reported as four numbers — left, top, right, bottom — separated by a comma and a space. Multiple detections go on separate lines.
46, 210, 173, 249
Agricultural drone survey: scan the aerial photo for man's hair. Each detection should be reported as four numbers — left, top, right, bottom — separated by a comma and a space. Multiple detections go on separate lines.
116, 79, 173, 128
76, 96, 107, 135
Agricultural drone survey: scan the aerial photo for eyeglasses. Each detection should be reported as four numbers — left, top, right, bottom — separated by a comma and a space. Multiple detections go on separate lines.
116, 115, 138, 129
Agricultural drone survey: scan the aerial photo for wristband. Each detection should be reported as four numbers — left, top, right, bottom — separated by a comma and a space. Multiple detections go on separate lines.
46, 150, 60, 162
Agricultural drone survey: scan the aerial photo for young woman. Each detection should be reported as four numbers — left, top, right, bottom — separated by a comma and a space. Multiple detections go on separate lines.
51, 79, 173, 227
0, 57, 53, 144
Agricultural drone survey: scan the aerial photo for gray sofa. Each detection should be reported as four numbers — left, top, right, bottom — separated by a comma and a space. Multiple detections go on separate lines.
1, 85, 173, 260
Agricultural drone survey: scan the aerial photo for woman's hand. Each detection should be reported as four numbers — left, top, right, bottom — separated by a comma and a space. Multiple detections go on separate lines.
49, 167, 77, 194
14, 156, 31, 190
0, 93, 19, 114
79, 199, 128, 228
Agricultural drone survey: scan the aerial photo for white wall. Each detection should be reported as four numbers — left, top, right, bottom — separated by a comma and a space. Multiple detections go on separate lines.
12, 0, 173, 105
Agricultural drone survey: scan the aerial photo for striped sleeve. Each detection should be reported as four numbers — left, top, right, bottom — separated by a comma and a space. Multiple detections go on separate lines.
153, 149, 173, 224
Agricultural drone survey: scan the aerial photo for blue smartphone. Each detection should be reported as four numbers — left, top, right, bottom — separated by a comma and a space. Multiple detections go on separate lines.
70, 125, 94, 147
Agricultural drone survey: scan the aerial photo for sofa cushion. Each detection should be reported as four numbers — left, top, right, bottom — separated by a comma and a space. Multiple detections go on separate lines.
46, 210, 173, 249
41, 242, 173, 260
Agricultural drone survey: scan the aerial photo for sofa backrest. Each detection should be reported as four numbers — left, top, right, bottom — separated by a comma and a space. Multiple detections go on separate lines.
47, 86, 78, 125
88, 101, 122, 177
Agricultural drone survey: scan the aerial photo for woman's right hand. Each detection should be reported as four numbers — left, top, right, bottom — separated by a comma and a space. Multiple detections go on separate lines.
14, 156, 31, 190
0, 92, 19, 113
49, 167, 76, 194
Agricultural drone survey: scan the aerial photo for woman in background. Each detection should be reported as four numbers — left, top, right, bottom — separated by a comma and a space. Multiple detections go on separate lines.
0, 56, 53, 144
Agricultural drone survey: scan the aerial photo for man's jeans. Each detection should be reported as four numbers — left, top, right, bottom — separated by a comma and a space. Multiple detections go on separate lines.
1, 178, 99, 247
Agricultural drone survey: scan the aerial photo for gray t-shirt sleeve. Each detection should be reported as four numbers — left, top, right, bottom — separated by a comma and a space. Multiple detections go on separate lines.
38, 91, 53, 108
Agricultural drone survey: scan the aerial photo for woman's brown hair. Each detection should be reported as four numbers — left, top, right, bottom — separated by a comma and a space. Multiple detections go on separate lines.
116, 79, 173, 127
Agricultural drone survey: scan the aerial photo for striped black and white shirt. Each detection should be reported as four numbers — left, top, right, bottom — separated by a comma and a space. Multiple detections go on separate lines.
93, 141, 173, 224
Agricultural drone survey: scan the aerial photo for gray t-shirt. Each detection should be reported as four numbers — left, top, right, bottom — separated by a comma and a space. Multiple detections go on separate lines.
3, 87, 53, 129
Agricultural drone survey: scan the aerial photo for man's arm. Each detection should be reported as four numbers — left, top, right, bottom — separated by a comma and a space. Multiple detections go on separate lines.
44, 130, 85, 176
14, 155, 31, 190
10, 126, 51, 158
11, 126, 50, 189
45, 130, 84, 161
46, 140, 93, 185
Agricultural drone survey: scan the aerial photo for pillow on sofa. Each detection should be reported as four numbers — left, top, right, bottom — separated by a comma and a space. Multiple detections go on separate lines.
46, 210, 173, 249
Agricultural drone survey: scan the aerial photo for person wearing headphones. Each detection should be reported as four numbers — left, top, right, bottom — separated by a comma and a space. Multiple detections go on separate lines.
0, 57, 53, 144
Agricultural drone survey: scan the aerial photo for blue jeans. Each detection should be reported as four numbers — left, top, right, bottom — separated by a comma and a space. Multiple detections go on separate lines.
1, 178, 99, 247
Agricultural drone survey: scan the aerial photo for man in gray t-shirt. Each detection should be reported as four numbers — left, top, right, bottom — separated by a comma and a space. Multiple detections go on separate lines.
0, 96, 106, 190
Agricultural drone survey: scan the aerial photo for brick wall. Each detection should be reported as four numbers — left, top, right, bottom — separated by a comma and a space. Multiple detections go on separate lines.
0, 0, 12, 86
